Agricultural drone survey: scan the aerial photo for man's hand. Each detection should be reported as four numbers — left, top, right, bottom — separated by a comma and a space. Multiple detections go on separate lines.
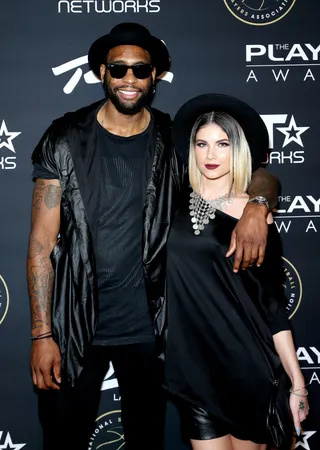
226, 202, 268, 273
31, 338, 62, 390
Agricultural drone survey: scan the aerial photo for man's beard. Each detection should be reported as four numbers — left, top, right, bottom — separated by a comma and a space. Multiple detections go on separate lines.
103, 75, 154, 115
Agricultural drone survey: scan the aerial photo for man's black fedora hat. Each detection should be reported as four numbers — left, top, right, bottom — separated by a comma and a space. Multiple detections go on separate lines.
172, 93, 269, 169
88, 22, 171, 78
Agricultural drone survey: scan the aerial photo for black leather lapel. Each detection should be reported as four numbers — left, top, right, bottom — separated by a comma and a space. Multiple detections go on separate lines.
67, 99, 105, 241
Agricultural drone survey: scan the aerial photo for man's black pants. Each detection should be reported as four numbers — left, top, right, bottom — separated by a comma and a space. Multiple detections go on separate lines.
38, 341, 165, 450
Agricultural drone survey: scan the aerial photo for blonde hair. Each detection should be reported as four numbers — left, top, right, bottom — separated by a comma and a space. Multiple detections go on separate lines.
188, 111, 252, 196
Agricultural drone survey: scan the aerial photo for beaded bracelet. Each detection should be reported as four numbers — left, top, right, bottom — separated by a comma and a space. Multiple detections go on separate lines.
293, 384, 309, 392
289, 387, 308, 397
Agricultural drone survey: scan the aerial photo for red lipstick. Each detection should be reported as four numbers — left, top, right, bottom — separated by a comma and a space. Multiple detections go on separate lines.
205, 164, 220, 170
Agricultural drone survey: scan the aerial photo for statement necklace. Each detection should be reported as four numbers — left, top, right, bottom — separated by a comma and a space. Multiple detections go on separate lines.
189, 189, 234, 235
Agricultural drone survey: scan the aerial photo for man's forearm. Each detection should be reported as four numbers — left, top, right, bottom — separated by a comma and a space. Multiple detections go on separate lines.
27, 178, 61, 334
248, 167, 280, 210
27, 234, 54, 333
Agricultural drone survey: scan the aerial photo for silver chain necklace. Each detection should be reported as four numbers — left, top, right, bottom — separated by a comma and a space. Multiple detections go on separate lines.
189, 189, 234, 235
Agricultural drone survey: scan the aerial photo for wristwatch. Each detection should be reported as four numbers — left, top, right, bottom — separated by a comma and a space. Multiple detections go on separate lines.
248, 196, 269, 210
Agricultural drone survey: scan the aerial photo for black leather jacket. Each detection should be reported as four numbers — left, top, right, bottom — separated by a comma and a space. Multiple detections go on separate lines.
32, 99, 185, 386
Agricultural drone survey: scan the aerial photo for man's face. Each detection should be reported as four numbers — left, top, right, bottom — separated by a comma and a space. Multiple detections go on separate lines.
100, 45, 156, 115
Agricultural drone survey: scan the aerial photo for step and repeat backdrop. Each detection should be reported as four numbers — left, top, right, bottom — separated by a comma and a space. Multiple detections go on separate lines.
1, 1, 320, 449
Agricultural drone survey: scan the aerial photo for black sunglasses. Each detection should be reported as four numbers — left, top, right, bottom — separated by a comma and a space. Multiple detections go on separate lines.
105, 63, 153, 79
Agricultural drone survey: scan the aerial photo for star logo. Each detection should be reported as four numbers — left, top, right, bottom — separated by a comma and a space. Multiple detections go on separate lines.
0, 121, 21, 153
277, 116, 309, 148
0, 432, 26, 450
294, 430, 317, 450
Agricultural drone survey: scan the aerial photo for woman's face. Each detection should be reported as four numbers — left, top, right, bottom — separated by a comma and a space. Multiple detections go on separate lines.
194, 123, 231, 181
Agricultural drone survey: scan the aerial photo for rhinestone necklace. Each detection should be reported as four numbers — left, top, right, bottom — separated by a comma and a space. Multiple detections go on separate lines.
189, 189, 234, 235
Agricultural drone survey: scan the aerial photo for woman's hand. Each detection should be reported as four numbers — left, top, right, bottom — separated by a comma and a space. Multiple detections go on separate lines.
289, 390, 309, 436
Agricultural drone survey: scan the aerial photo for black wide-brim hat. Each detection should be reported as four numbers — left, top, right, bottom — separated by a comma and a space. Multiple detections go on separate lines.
88, 22, 170, 78
172, 93, 269, 170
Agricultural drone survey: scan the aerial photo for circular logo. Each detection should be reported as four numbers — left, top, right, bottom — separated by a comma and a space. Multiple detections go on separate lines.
224, 0, 296, 26
0, 274, 9, 324
282, 257, 302, 319
89, 410, 124, 450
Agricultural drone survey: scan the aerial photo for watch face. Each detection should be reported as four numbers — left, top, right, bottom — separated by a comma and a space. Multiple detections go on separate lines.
256, 196, 267, 202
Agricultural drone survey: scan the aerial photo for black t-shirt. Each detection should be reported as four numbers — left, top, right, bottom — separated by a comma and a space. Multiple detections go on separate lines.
32, 119, 155, 345
93, 121, 154, 345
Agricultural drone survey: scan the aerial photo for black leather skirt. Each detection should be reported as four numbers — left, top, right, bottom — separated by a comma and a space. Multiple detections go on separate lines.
178, 401, 229, 440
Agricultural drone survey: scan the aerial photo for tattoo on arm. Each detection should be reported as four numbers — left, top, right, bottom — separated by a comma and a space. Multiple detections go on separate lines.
33, 181, 45, 211
44, 185, 62, 210
28, 180, 61, 331
33, 181, 62, 211
28, 237, 44, 260
28, 255, 54, 331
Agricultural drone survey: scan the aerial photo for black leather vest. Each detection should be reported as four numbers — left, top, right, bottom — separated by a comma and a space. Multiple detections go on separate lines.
32, 99, 185, 385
